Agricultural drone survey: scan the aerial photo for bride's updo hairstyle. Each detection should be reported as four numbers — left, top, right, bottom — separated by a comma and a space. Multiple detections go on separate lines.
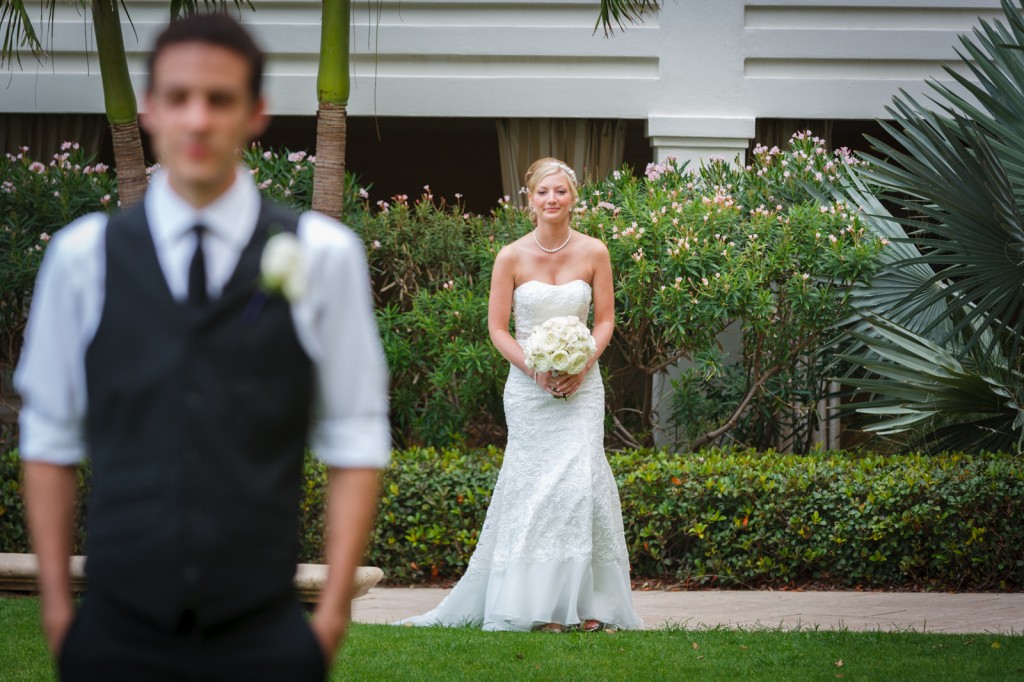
524, 157, 579, 225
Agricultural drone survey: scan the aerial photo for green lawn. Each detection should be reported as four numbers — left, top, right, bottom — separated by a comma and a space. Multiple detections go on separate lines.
3, 596, 1022, 681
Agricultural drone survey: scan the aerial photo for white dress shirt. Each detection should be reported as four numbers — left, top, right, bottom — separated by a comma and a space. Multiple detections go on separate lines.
15, 168, 390, 469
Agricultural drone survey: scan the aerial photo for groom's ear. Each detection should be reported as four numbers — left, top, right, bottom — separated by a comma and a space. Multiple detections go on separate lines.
247, 96, 270, 141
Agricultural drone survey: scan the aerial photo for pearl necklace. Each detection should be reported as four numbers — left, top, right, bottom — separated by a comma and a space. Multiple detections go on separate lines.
533, 228, 572, 253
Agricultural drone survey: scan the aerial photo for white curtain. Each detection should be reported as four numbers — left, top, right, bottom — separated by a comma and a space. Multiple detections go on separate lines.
496, 118, 627, 205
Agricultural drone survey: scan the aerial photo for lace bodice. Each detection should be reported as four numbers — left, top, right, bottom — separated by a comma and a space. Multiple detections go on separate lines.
513, 279, 592, 343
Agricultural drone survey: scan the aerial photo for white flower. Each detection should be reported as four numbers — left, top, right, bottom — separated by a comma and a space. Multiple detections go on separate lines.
260, 232, 307, 302
566, 351, 588, 375
550, 349, 570, 372
537, 329, 560, 354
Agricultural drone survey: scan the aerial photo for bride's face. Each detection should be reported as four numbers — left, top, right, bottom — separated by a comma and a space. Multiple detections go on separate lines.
530, 171, 575, 225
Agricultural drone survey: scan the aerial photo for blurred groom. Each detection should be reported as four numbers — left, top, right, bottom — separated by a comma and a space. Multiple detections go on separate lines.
16, 13, 389, 681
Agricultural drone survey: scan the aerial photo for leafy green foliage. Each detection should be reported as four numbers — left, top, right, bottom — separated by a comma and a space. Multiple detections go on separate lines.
616, 448, 1024, 590
574, 135, 884, 449
354, 191, 520, 447
0, 450, 88, 554
239, 144, 365, 223
298, 448, 502, 582
4, 447, 1020, 588
0, 144, 118, 372
1, 137, 882, 452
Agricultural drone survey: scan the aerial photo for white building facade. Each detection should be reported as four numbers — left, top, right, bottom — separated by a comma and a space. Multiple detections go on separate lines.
0, 0, 1005, 202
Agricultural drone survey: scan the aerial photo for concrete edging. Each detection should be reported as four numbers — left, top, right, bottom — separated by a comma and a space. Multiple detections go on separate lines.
0, 553, 383, 602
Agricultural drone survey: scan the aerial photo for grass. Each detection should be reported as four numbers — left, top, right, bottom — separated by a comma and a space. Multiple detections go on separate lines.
3, 596, 1022, 681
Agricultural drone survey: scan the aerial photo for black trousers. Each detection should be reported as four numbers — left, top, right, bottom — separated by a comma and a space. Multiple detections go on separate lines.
58, 592, 326, 682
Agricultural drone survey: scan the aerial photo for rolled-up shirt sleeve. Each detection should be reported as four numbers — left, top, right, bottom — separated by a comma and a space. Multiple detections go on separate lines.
296, 213, 390, 469
14, 214, 107, 465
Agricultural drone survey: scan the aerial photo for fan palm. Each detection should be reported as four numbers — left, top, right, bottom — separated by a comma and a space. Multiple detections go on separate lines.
838, 0, 1024, 453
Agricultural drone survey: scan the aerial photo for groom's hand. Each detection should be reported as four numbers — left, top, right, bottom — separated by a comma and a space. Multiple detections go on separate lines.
310, 605, 349, 666
42, 596, 74, 657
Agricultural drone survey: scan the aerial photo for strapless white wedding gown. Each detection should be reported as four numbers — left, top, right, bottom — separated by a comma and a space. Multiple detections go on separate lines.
400, 279, 642, 631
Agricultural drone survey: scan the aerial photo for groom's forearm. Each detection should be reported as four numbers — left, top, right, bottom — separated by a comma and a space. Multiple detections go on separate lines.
23, 461, 78, 653
313, 467, 381, 642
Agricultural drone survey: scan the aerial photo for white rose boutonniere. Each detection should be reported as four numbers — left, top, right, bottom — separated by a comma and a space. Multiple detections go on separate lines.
260, 232, 307, 302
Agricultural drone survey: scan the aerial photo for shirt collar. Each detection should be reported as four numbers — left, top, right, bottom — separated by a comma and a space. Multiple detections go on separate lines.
146, 165, 260, 250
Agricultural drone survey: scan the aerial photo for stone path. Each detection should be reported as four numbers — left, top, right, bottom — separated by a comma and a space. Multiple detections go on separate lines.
352, 587, 1024, 634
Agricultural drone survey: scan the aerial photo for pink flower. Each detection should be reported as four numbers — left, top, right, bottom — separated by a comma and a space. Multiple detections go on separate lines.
358, 188, 369, 199
263, 151, 273, 160
371, 240, 382, 250
100, 194, 112, 206
28, 161, 46, 173
95, 163, 109, 173
287, 151, 307, 163
40, 232, 51, 241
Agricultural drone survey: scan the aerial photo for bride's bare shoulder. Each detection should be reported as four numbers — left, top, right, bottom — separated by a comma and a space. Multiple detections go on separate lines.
575, 231, 610, 256
496, 234, 533, 261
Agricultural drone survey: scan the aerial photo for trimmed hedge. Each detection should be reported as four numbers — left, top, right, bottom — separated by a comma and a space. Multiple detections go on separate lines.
3, 448, 1022, 589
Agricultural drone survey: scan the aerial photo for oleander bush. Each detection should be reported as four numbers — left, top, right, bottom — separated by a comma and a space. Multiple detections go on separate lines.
0, 144, 118, 374
4, 447, 1021, 588
0, 138, 886, 451
574, 135, 884, 450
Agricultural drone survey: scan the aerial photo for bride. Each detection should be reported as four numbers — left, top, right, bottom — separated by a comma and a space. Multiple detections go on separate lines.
400, 158, 642, 632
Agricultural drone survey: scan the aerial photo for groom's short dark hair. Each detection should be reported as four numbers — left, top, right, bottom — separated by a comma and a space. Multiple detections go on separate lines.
147, 13, 264, 101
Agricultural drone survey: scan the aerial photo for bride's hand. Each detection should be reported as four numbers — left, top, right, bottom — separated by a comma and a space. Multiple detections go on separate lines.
551, 368, 587, 398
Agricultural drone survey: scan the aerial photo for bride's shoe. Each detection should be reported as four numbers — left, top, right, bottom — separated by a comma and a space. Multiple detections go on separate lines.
580, 619, 602, 632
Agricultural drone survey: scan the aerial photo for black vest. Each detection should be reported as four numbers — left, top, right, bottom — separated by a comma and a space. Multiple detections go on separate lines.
84, 199, 314, 630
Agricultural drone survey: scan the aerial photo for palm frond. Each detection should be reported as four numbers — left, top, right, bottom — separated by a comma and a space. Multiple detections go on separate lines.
838, 317, 1022, 452
595, 0, 661, 36
1, 0, 46, 68
170, 0, 254, 21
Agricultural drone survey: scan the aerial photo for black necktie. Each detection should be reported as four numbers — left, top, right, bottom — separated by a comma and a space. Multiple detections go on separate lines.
188, 225, 208, 306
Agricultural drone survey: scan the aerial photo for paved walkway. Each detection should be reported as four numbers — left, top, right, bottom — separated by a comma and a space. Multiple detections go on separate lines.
353, 588, 1024, 635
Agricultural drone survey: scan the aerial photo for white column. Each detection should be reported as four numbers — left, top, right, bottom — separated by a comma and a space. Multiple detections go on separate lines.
646, 115, 755, 168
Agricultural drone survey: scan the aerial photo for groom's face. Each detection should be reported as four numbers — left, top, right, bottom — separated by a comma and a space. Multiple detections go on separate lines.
143, 41, 267, 197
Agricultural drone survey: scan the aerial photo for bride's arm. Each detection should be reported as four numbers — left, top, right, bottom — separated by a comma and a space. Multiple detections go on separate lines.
588, 241, 615, 369
488, 246, 532, 375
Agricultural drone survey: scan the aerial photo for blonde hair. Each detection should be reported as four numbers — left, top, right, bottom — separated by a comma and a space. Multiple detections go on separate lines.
525, 158, 579, 224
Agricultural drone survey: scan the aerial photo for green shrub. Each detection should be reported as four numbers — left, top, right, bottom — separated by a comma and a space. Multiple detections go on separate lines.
296, 447, 502, 582
367, 447, 1024, 589
0, 144, 117, 372
613, 448, 1024, 590
3, 448, 1021, 589
0, 450, 88, 555
335, 447, 1024, 590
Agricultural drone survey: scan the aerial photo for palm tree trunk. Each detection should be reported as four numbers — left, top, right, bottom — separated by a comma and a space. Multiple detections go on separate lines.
314, 103, 347, 219
92, 0, 147, 206
312, 0, 351, 220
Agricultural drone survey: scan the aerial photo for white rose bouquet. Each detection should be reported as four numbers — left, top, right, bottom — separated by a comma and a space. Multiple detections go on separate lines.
523, 316, 597, 392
